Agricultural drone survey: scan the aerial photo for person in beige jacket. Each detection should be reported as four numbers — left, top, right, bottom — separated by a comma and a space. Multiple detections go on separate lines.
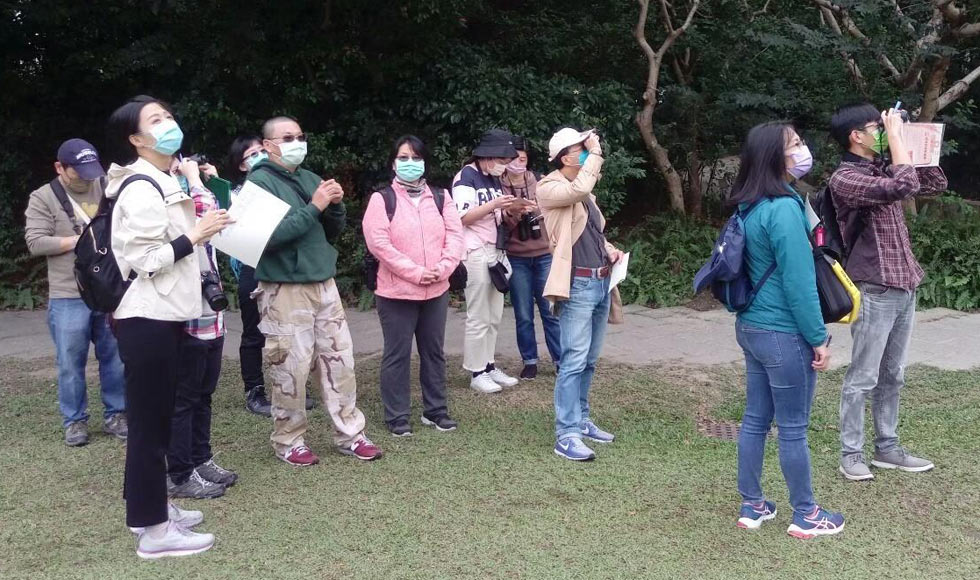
537, 128, 624, 462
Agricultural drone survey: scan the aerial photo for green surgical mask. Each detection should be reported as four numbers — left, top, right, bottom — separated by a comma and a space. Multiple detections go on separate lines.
870, 129, 887, 156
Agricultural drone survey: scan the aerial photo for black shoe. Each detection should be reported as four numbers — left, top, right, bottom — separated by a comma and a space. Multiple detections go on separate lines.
421, 414, 458, 432
196, 459, 238, 487
245, 386, 272, 417
388, 421, 413, 437
168, 470, 226, 499
305, 393, 316, 411
520, 364, 538, 380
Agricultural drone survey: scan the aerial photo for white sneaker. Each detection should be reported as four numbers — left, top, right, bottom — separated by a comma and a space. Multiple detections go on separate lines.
470, 373, 502, 394
135, 520, 214, 559
130, 501, 205, 535
487, 368, 518, 387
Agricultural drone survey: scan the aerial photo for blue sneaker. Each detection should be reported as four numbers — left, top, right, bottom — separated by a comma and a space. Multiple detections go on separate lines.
787, 506, 845, 539
554, 437, 596, 461
736, 500, 777, 530
581, 420, 615, 443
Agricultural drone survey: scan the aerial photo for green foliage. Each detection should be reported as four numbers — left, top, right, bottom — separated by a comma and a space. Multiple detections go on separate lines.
616, 214, 717, 308
910, 196, 980, 310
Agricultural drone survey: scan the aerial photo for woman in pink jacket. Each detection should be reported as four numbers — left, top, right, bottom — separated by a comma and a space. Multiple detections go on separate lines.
362, 135, 464, 437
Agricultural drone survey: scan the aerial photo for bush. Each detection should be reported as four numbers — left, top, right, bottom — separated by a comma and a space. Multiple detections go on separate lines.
616, 214, 717, 308
910, 196, 980, 310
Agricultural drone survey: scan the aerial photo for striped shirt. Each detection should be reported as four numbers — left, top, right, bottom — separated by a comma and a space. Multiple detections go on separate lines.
184, 184, 225, 340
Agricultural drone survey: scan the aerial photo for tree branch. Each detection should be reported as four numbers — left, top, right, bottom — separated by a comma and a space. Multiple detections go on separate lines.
656, 0, 699, 60
815, 3, 868, 93
953, 21, 980, 39
935, 63, 980, 113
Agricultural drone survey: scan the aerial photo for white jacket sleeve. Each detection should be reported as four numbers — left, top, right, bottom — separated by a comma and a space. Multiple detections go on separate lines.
115, 183, 177, 276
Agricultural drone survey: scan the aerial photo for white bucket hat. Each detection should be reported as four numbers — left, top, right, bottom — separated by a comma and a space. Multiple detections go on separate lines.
548, 127, 593, 161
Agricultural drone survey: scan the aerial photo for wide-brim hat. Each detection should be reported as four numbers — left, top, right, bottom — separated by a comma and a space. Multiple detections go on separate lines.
473, 129, 518, 159
548, 128, 592, 161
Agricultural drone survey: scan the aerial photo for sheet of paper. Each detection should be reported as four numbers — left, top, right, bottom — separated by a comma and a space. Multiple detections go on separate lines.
608, 252, 630, 293
901, 123, 945, 167
210, 181, 290, 267
804, 196, 820, 232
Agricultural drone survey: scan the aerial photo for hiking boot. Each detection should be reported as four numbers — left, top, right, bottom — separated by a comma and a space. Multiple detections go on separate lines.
470, 373, 502, 394
581, 420, 615, 443
388, 421, 414, 438
136, 521, 214, 559
839, 454, 875, 481
487, 368, 518, 387
196, 459, 238, 487
520, 364, 538, 380
65, 421, 89, 447
554, 437, 595, 461
305, 393, 316, 411
736, 500, 777, 530
421, 414, 458, 432
280, 445, 319, 466
872, 447, 935, 473
104, 413, 128, 441
245, 386, 272, 417
786, 506, 845, 539
168, 470, 226, 499
339, 436, 382, 461
130, 501, 204, 534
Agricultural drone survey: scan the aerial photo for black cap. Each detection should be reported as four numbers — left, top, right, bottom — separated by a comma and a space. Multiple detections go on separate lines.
57, 138, 105, 180
473, 129, 518, 159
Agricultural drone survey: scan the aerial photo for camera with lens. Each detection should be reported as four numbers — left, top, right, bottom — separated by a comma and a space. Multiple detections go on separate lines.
185, 153, 209, 165
201, 271, 228, 312
517, 213, 543, 241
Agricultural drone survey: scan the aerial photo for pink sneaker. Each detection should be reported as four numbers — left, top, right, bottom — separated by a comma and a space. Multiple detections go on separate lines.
339, 436, 382, 461
280, 445, 319, 466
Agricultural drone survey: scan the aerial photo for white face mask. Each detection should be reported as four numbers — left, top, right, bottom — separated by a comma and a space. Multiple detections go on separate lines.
277, 141, 308, 167
487, 162, 507, 177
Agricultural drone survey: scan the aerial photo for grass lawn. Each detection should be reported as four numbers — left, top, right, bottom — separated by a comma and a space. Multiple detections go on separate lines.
0, 355, 978, 579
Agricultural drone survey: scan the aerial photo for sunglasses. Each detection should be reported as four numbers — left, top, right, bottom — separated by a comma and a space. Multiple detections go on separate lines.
272, 133, 307, 143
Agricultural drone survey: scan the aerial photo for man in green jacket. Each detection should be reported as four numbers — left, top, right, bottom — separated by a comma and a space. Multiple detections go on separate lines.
249, 116, 381, 465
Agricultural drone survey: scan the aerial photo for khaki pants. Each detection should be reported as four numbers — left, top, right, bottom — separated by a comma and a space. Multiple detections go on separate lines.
256, 280, 365, 454
462, 245, 506, 372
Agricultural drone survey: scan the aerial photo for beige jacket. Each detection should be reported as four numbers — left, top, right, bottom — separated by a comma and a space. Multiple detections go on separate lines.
536, 155, 623, 324
106, 158, 202, 322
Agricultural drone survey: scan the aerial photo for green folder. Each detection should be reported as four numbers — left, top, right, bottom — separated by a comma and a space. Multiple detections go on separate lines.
205, 176, 232, 210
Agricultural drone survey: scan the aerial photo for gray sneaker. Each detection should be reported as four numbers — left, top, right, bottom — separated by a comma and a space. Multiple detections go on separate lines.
168, 469, 226, 499
872, 447, 935, 473
839, 453, 874, 481
65, 421, 89, 447
104, 414, 128, 441
196, 459, 238, 487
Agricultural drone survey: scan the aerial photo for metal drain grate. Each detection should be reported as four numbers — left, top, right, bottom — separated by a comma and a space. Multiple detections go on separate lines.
696, 418, 777, 441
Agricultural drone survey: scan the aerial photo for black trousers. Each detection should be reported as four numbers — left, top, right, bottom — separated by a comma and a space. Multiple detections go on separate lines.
237, 265, 265, 392
376, 292, 450, 426
167, 334, 224, 484
116, 317, 183, 528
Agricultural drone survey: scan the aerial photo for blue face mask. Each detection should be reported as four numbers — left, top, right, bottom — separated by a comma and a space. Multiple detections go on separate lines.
395, 159, 425, 182
176, 175, 189, 192
578, 150, 590, 166
245, 151, 268, 170
148, 119, 184, 156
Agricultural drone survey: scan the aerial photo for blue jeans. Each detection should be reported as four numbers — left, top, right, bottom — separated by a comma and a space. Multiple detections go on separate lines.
554, 275, 610, 440
47, 298, 125, 426
509, 254, 561, 365
735, 321, 817, 515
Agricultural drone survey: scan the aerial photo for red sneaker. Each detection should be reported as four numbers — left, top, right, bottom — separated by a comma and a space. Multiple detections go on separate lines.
280, 445, 319, 466
340, 436, 383, 461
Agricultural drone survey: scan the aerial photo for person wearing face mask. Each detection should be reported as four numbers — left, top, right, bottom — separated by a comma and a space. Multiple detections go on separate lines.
727, 122, 843, 539
536, 128, 625, 462
500, 135, 561, 381
828, 103, 947, 482
246, 115, 382, 465
104, 95, 232, 558
24, 139, 127, 447
452, 129, 521, 394
362, 135, 464, 437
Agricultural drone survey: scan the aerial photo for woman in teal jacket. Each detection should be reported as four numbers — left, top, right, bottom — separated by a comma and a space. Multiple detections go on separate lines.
729, 122, 844, 539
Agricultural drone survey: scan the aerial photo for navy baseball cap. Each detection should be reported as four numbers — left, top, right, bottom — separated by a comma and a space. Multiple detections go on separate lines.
57, 138, 106, 180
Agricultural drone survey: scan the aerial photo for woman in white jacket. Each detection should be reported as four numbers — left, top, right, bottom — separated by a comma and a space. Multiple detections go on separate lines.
105, 95, 230, 559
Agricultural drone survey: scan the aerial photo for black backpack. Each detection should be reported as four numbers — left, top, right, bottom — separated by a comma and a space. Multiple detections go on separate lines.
811, 183, 865, 266
362, 185, 467, 292
74, 175, 165, 313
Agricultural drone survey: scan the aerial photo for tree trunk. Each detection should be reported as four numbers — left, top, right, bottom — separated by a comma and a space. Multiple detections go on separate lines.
904, 56, 951, 214
637, 111, 686, 213
686, 147, 703, 218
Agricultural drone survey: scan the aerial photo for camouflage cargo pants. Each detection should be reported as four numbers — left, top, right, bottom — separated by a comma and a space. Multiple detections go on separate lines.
255, 280, 365, 455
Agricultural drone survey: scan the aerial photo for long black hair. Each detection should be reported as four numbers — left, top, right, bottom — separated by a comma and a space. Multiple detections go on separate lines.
226, 135, 262, 185
389, 134, 429, 179
105, 95, 174, 166
727, 121, 796, 206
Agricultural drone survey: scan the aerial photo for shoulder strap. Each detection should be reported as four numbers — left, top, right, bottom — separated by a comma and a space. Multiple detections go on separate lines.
119, 174, 165, 199
430, 186, 445, 216
49, 178, 82, 235
381, 186, 397, 221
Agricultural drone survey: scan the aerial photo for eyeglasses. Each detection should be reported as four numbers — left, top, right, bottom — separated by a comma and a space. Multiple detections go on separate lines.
244, 150, 266, 161
396, 155, 423, 162
271, 133, 307, 143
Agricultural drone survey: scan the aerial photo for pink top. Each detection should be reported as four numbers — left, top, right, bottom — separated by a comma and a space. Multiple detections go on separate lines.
362, 180, 464, 301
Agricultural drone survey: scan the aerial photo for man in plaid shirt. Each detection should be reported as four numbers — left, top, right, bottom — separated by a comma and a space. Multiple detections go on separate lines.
829, 103, 947, 481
